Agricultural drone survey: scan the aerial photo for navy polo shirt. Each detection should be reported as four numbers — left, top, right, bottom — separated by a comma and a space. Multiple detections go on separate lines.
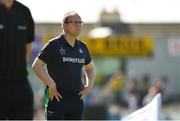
38, 35, 92, 92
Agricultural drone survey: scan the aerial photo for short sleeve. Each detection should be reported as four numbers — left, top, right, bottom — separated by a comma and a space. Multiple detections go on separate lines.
38, 42, 52, 64
26, 8, 35, 43
84, 44, 92, 65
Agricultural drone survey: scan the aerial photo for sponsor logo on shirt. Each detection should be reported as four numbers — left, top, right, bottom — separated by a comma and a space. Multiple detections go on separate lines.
17, 25, 27, 30
63, 57, 85, 64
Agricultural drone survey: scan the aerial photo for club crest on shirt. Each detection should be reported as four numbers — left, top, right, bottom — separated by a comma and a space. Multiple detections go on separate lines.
79, 48, 83, 54
59, 47, 65, 55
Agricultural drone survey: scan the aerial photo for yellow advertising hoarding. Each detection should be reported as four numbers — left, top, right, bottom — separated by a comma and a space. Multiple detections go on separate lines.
80, 35, 153, 57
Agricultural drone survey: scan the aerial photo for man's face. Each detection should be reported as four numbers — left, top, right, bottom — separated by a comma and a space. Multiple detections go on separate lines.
64, 15, 83, 37
0, 0, 3, 4
2, 0, 14, 7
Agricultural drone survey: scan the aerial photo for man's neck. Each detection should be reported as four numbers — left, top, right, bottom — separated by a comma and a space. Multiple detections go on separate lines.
63, 34, 77, 47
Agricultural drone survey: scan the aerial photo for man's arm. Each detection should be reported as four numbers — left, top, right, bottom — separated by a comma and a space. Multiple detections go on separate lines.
84, 61, 96, 87
79, 61, 96, 99
26, 42, 33, 63
32, 58, 62, 101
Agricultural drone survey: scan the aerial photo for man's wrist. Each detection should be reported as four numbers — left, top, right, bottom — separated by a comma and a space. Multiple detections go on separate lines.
46, 79, 54, 87
86, 83, 93, 88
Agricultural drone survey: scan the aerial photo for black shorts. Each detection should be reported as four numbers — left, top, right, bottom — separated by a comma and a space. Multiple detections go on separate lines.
46, 90, 84, 120
0, 78, 34, 120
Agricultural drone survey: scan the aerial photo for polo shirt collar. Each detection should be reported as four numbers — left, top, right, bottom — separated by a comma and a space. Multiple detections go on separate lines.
60, 34, 79, 48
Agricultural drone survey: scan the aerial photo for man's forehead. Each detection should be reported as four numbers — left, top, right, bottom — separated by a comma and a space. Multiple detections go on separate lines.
68, 15, 81, 20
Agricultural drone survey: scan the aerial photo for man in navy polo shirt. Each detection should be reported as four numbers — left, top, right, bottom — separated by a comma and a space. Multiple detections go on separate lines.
32, 11, 96, 120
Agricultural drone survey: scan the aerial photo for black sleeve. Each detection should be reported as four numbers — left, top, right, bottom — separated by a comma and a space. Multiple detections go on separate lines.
84, 44, 92, 65
26, 8, 35, 43
38, 42, 52, 64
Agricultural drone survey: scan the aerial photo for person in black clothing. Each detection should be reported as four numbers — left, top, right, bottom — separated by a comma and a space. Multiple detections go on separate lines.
32, 11, 96, 120
0, 0, 34, 120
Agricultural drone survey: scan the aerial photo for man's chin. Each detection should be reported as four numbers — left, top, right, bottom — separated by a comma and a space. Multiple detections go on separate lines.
75, 33, 80, 36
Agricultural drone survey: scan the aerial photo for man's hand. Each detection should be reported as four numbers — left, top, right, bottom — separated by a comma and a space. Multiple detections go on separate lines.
48, 80, 62, 102
79, 85, 93, 100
